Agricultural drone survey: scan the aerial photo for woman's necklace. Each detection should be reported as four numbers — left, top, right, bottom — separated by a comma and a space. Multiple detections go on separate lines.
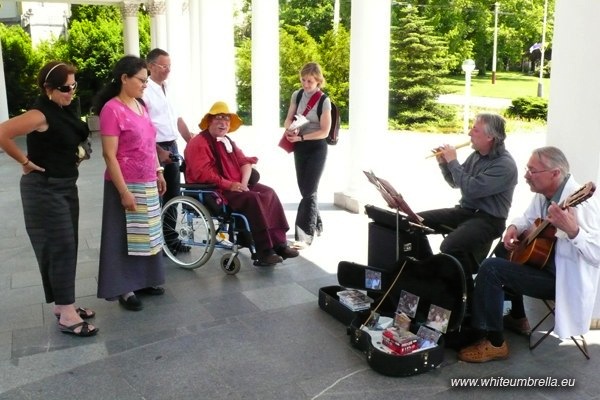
118, 95, 142, 116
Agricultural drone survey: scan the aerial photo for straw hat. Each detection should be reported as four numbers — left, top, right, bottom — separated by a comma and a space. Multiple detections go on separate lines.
199, 101, 243, 133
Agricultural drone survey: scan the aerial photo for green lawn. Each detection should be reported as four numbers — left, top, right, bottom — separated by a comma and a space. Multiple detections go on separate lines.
442, 71, 550, 99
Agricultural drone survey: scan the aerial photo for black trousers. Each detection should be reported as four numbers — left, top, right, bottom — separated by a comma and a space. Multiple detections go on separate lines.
21, 173, 79, 305
158, 141, 181, 204
158, 141, 181, 247
419, 206, 506, 294
293, 139, 327, 243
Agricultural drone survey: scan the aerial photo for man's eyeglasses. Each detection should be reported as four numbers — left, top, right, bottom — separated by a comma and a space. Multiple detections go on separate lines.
524, 167, 554, 175
132, 75, 149, 85
213, 114, 231, 121
152, 62, 171, 70
56, 82, 77, 93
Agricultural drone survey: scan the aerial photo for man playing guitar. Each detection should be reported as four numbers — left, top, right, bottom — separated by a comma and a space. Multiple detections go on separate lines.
459, 146, 600, 363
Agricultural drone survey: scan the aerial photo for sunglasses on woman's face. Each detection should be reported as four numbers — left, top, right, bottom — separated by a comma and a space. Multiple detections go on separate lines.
56, 82, 78, 93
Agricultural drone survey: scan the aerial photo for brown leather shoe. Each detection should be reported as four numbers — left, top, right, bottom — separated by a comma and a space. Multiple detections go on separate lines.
458, 339, 509, 363
503, 314, 531, 336
275, 245, 299, 259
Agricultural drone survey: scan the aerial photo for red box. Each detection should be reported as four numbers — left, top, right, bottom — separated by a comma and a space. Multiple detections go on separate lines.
382, 328, 418, 355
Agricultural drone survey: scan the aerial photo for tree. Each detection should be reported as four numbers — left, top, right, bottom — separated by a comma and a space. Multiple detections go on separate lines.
63, 18, 124, 113
388, 4, 453, 128
1, 4, 151, 116
279, 0, 351, 39
70, 4, 121, 21
318, 25, 350, 121
0, 24, 42, 116
235, 37, 252, 122
417, 0, 554, 75
236, 24, 321, 124
64, 4, 150, 113
236, 2, 351, 125
416, 0, 490, 74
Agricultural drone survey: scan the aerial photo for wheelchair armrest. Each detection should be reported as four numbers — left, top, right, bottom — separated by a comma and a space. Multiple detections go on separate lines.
181, 183, 218, 190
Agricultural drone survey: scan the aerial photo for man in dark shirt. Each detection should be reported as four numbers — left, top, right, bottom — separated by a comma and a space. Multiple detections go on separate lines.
418, 113, 519, 291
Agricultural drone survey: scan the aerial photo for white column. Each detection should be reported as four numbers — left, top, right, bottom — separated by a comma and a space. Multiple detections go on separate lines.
121, 1, 140, 56
334, 0, 391, 213
165, 0, 192, 126
194, 0, 237, 116
547, 0, 600, 183
166, 0, 188, 55
147, 0, 168, 51
188, 0, 202, 123
251, 0, 279, 143
0, 40, 8, 124
547, 0, 600, 329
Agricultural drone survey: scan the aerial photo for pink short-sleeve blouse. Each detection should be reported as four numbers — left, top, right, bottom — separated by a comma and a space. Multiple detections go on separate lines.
99, 98, 158, 182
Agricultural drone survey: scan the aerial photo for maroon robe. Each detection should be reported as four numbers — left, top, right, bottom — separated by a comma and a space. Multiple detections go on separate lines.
184, 130, 289, 252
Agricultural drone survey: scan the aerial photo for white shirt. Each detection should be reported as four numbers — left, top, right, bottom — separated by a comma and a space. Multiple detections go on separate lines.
511, 176, 600, 337
143, 78, 179, 142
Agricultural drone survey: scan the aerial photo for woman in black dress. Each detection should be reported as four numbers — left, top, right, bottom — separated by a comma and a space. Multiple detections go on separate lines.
0, 61, 97, 337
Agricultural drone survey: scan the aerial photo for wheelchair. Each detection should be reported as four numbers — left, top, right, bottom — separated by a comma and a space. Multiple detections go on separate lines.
160, 160, 256, 275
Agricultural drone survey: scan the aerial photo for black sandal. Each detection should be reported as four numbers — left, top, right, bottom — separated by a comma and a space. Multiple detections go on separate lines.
54, 307, 96, 320
58, 321, 99, 337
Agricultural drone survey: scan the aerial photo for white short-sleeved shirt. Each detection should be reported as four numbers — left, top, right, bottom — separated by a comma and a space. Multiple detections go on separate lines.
143, 79, 179, 142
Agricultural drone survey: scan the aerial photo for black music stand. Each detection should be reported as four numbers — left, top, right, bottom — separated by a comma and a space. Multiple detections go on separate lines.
363, 171, 433, 261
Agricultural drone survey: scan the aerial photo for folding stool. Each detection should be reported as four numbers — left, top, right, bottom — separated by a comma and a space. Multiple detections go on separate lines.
529, 298, 590, 360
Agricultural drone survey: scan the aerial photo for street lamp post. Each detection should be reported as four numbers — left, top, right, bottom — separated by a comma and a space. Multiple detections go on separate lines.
333, 0, 340, 33
462, 59, 476, 134
537, 0, 548, 97
492, 2, 499, 84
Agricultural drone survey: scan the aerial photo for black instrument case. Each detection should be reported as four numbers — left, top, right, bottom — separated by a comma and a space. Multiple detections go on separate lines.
320, 253, 466, 377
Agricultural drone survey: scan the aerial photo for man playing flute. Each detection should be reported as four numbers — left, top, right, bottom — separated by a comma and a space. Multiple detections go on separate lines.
417, 113, 518, 303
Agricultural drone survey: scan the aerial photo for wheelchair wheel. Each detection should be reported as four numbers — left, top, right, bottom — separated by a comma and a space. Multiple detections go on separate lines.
161, 196, 216, 269
220, 253, 241, 275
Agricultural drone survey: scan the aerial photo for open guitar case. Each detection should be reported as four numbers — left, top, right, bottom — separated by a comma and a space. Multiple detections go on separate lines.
318, 206, 467, 377
319, 205, 467, 376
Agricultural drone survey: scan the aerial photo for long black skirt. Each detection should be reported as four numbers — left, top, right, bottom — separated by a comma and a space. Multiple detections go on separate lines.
20, 173, 79, 305
97, 180, 165, 300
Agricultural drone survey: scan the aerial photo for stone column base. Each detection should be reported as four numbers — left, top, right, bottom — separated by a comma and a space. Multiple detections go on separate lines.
333, 192, 362, 214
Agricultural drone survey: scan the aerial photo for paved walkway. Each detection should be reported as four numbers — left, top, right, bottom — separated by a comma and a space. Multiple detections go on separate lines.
437, 94, 512, 109
1, 129, 599, 399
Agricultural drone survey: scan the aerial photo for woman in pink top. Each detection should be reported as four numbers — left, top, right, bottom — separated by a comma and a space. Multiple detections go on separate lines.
94, 55, 167, 312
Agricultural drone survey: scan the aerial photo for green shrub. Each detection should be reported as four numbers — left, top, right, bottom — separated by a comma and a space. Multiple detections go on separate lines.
506, 96, 548, 120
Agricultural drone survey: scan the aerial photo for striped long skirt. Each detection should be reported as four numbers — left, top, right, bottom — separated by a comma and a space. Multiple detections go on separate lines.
97, 180, 165, 300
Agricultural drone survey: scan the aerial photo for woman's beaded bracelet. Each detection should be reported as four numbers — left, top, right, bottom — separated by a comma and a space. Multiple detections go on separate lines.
156, 166, 165, 173
21, 158, 29, 166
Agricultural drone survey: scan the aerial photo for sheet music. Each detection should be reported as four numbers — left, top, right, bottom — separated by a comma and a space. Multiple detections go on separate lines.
363, 170, 426, 227
289, 114, 309, 131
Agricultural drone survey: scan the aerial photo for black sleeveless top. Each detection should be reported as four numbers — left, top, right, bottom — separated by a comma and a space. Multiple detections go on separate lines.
27, 96, 89, 178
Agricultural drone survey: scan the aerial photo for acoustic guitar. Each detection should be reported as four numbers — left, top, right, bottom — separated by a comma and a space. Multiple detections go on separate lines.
509, 182, 596, 269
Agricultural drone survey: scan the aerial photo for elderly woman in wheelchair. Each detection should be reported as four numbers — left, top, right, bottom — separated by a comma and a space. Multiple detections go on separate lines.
165, 101, 298, 272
